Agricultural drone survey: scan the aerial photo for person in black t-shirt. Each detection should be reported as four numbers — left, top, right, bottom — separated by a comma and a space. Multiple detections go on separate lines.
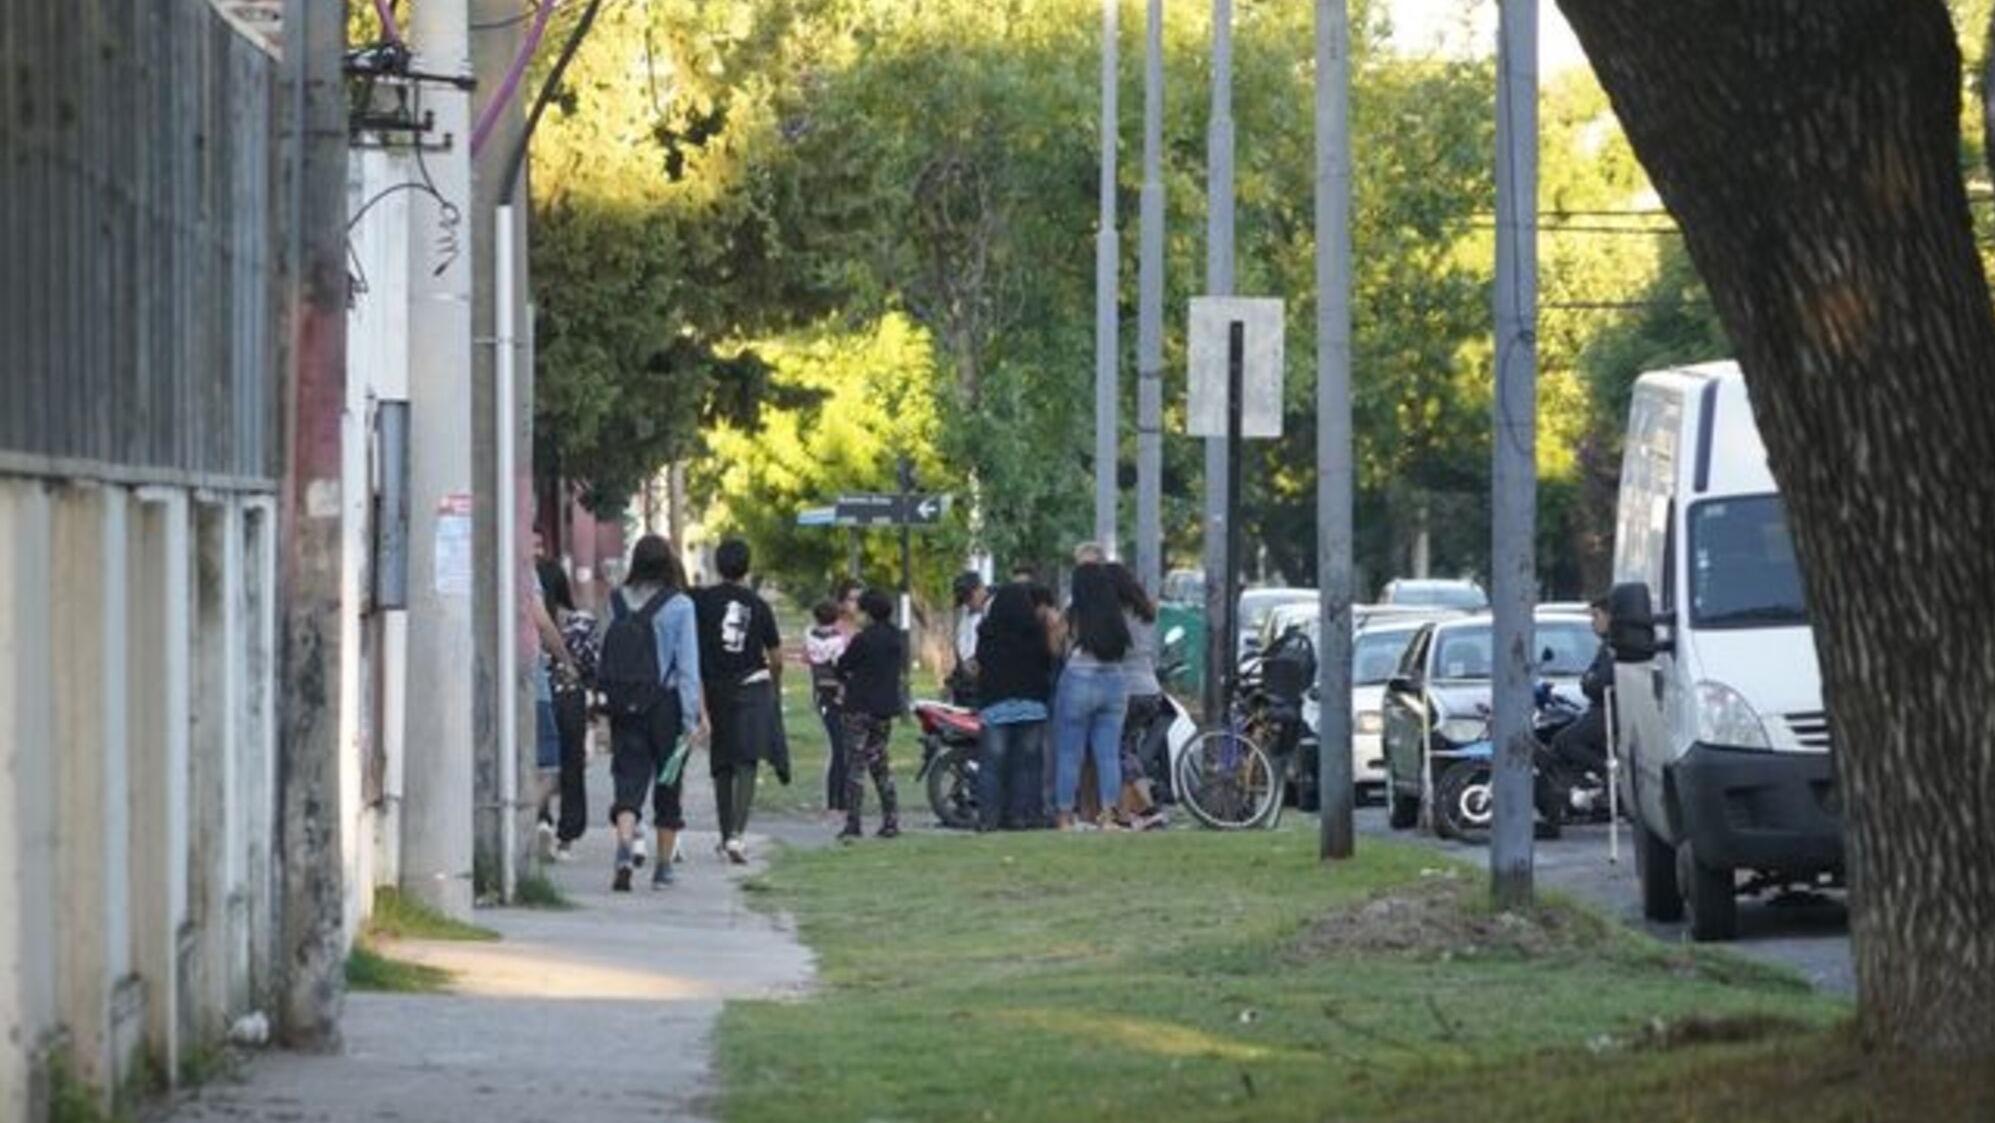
694, 539, 786, 864
835, 589, 903, 841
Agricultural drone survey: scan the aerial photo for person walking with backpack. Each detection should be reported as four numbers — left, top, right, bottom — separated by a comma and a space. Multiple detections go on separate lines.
693, 539, 787, 865
835, 589, 903, 840
599, 535, 703, 892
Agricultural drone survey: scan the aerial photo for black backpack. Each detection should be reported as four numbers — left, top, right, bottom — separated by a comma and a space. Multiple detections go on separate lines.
600, 589, 672, 718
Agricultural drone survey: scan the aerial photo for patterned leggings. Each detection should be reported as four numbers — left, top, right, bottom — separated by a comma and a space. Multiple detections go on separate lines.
840, 713, 899, 831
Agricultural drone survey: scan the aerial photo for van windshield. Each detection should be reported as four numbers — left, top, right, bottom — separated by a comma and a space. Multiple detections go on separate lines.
1689, 495, 1809, 628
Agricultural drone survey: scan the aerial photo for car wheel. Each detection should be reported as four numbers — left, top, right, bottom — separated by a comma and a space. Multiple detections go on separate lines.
1679, 841, 1738, 942
1632, 812, 1684, 922
1433, 764, 1493, 845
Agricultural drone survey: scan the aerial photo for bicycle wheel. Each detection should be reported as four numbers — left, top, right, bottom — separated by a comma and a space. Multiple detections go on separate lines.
1174, 728, 1279, 830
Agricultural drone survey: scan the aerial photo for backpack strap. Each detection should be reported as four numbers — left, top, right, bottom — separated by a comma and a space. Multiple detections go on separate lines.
636, 588, 672, 620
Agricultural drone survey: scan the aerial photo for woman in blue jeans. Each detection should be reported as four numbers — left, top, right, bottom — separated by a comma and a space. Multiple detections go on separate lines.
1053, 563, 1132, 830
974, 582, 1058, 830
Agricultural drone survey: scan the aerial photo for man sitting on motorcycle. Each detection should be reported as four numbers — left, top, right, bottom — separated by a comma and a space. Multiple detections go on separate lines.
1549, 596, 1614, 784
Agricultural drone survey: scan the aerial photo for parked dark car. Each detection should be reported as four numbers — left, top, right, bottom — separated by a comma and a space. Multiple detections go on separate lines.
1380, 610, 1597, 831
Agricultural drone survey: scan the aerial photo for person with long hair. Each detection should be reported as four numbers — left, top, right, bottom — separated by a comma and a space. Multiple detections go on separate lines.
974, 582, 1058, 830
1109, 563, 1168, 829
537, 560, 599, 857
602, 535, 703, 892
1052, 563, 1132, 830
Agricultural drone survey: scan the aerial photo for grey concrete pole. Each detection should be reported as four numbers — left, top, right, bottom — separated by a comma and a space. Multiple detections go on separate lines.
1136, 0, 1165, 597
277, 0, 352, 1046
1094, 0, 1121, 558
1200, 0, 1235, 723
403, 0, 478, 921
1314, 0, 1356, 860
1489, 0, 1539, 910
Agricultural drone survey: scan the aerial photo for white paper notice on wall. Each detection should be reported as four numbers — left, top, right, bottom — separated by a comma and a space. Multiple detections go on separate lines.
434, 493, 473, 597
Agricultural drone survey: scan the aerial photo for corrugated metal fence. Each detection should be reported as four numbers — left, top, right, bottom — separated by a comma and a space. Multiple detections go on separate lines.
0, 0, 284, 491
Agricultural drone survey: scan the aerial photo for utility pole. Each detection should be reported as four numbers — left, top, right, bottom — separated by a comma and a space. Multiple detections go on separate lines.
1314, 0, 1356, 860
276, 0, 350, 1048
1489, 0, 1539, 910
403, 0, 478, 920
1201, 0, 1236, 724
897, 456, 916, 706
1135, 0, 1166, 597
1094, 0, 1121, 559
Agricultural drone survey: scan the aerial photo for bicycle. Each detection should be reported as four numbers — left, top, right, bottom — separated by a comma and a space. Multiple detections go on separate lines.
1174, 703, 1282, 830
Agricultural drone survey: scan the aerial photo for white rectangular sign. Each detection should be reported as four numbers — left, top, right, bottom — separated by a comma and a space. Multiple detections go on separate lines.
1187, 296, 1285, 439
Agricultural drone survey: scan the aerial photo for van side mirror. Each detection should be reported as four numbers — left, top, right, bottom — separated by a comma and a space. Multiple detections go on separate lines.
1387, 674, 1418, 694
1608, 582, 1671, 661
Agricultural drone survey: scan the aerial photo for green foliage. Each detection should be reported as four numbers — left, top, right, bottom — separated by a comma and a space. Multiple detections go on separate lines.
345, 946, 456, 994
514, 871, 577, 910
366, 887, 501, 942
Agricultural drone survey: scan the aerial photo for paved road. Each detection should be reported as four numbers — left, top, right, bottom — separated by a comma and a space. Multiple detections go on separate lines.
1353, 806, 1855, 996
159, 764, 815, 1123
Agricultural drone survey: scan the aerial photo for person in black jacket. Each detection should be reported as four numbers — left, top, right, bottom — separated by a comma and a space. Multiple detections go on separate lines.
1550, 597, 1615, 781
835, 589, 904, 840
974, 582, 1058, 830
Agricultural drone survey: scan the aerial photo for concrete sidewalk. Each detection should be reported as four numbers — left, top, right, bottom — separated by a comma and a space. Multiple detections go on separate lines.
159, 761, 815, 1123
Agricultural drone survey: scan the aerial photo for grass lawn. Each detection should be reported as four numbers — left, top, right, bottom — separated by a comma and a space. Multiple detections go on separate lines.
717, 828, 1988, 1122
345, 887, 500, 993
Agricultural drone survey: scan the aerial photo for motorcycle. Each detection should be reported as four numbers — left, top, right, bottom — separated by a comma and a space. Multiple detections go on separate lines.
1430, 682, 1611, 844
914, 690, 1199, 830
912, 700, 983, 830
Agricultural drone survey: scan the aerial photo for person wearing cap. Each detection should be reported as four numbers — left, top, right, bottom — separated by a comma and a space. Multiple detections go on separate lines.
949, 570, 989, 707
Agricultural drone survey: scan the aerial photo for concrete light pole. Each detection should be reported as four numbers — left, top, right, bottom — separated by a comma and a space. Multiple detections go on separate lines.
1094, 0, 1121, 558
403, 0, 477, 921
1314, 0, 1356, 860
1135, 0, 1166, 596
1489, 0, 1540, 909
1201, 0, 1236, 723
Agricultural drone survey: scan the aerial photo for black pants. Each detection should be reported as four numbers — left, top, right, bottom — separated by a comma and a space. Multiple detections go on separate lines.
554, 689, 589, 843
1550, 707, 1608, 779
714, 760, 759, 842
817, 692, 849, 812
610, 696, 686, 831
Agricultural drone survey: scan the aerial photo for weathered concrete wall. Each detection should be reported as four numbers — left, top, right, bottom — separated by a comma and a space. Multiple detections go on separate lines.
0, 481, 280, 1118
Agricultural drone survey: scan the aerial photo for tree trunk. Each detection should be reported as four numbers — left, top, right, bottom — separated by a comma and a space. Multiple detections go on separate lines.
1557, 0, 1995, 1058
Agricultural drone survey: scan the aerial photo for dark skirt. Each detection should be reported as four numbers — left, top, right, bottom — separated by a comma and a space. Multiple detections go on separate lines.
708, 678, 777, 772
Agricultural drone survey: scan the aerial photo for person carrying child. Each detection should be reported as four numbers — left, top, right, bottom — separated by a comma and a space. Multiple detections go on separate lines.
834, 589, 904, 840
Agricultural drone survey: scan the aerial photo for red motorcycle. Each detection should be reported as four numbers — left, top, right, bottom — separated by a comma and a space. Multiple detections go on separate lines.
913, 700, 983, 830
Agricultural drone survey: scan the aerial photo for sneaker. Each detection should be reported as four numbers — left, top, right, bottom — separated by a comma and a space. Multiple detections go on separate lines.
552, 841, 575, 862
651, 863, 675, 891
535, 821, 557, 862
631, 836, 648, 869
876, 824, 900, 840
613, 864, 633, 893
836, 823, 864, 842
724, 838, 749, 865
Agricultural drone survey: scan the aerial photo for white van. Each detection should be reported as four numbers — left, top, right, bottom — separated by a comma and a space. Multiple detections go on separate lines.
1609, 361, 1842, 941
